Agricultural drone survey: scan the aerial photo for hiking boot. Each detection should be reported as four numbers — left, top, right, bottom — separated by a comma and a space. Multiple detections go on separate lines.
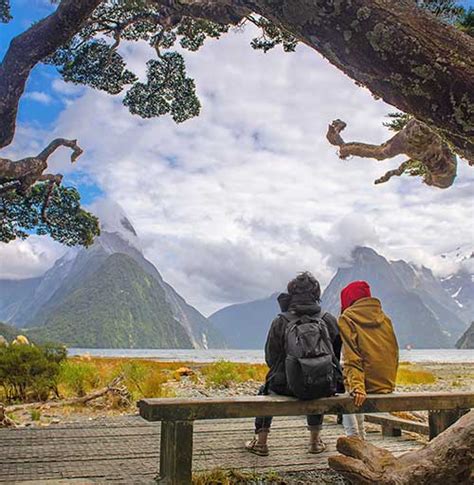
308, 438, 327, 454
245, 437, 269, 456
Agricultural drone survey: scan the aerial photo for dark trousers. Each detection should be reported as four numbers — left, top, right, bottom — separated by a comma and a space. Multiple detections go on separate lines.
254, 385, 324, 433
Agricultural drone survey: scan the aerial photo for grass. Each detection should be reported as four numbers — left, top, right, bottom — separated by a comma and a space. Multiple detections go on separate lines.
200, 361, 268, 388
30, 409, 41, 421
396, 363, 436, 386
56, 357, 189, 401
192, 469, 282, 485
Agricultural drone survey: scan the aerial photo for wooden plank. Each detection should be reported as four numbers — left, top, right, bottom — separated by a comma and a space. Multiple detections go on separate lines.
139, 392, 474, 421
365, 413, 429, 436
428, 408, 469, 440
158, 420, 193, 485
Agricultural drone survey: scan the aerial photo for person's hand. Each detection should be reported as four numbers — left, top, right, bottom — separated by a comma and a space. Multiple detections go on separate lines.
352, 391, 367, 407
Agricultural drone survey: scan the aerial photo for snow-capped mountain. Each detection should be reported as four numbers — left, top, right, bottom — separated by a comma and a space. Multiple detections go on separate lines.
0, 205, 225, 349
210, 247, 471, 349
440, 246, 474, 325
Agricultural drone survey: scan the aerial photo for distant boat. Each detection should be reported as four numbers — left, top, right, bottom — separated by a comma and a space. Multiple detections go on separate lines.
405, 344, 413, 351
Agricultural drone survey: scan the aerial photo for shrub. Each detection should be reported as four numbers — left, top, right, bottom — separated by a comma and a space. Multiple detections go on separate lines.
59, 360, 100, 397
0, 343, 67, 403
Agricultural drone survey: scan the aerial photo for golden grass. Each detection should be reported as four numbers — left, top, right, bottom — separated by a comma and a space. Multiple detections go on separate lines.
58, 357, 189, 400
396, 363, 436, 386
200, 361, 268, 388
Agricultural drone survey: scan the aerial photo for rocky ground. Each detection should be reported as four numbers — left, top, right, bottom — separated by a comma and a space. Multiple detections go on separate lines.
7, 362, 474, 428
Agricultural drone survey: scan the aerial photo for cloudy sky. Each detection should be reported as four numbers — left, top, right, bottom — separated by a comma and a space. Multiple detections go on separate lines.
1, 1, 473, 314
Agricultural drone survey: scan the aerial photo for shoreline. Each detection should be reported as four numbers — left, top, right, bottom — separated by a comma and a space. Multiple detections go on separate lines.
68, 348, 474, 365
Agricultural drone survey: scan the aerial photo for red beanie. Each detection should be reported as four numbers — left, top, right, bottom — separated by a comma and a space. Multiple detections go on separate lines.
340, 280, 371, 312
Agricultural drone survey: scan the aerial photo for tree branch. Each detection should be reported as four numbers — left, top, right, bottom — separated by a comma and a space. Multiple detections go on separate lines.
326, 118, 458, 188
0, 138, 82, 194
0, 0, 102, 149
246, 0, 474, 161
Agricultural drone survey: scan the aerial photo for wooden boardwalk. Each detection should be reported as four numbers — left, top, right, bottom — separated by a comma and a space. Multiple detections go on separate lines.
0, 415, 424, 484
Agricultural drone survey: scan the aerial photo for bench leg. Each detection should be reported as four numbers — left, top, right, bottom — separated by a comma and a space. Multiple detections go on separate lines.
158, 420, 194, 485
428, 409, 469, 440
381, 424, 402, 437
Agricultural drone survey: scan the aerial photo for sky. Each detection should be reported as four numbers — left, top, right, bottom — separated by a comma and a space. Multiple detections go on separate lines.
0, 0, 473, 315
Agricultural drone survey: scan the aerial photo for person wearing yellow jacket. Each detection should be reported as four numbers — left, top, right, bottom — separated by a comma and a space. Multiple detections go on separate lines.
338, 280, 399, 439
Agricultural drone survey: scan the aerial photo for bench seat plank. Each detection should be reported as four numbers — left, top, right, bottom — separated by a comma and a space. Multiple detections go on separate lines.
139, 392, 474, 422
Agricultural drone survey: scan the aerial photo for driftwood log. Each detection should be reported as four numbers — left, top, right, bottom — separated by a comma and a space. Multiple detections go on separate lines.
0, 402, 16, 427
328, 409, 474, 484
5, 375, 130, 414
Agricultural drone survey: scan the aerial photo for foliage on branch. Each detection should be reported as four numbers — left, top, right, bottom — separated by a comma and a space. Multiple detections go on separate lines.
124, 52, 200, 122
248, 16, 298, 53
49, 39, 138, 94
458, 8, 474, 36
384, 112, 413, 132
44, 0, 233, 124
0, 183, 100, 246
0, 0, 11, 23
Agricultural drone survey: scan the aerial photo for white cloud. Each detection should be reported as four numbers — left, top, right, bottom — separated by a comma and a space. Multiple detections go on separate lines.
2, 27, 473, 314
0, 236, 67, 280
24, 91, 53, 105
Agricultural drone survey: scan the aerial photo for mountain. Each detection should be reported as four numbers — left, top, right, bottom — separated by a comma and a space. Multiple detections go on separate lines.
0, 277, 41, 323
455, 322, 474, 349
0, 206, 225, 349
209, 293, 279, 349
390, 260, 466, 338
440, 248, 474, 325
28, 253, 193, 348
211, 247, 469, 349
321, 247, 457, 348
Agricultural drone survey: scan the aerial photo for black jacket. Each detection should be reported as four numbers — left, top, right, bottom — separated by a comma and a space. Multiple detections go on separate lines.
264, 293, 342, 395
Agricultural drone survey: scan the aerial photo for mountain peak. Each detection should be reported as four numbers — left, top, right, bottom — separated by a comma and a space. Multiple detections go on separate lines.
120, 216, 137, 236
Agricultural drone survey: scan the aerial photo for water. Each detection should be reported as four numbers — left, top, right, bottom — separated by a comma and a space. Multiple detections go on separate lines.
69, 348, 474, 363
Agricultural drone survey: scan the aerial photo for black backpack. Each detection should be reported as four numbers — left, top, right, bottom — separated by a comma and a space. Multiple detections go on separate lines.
282, 312, 341, 400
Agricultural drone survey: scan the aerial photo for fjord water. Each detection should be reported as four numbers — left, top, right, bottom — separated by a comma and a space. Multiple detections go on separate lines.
69, 348, 474, 363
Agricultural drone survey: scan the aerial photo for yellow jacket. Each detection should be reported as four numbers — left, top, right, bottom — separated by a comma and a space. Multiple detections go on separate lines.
338, 297, 399, 395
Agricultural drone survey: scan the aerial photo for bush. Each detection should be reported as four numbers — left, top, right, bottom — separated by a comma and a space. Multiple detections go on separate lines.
0, 344, 67, 403
59, 360, 100, 397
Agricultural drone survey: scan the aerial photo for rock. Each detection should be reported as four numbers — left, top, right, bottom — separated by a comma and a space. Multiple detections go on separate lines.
176, 366, 194, 376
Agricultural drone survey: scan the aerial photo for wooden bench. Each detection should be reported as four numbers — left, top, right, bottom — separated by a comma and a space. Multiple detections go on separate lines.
138, 391, 474, 484
365, 413, 429, 436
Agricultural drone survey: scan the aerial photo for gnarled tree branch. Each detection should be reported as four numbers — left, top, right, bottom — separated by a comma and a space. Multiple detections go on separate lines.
326, 118, 458, 188
0, 138, 82, 196
0, 0, 102, 149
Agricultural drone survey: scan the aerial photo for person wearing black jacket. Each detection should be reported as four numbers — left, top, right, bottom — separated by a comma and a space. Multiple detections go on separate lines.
245, 272, 342, 456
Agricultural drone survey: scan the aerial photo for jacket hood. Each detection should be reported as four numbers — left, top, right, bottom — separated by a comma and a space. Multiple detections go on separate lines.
278, 291, 321, 316
342, 297, 385, 327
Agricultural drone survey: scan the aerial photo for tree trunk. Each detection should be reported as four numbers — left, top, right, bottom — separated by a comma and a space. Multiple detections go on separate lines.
328, 409, 474, 484
246, 0, 474, 162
